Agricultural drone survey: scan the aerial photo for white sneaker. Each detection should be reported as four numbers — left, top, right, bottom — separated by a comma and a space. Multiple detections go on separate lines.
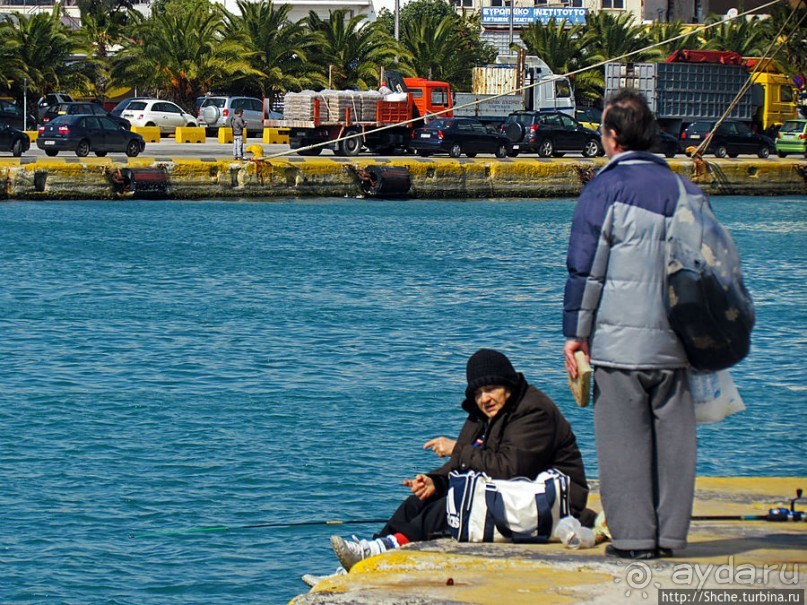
330, 535, 391, 571
301, 566, 347, 587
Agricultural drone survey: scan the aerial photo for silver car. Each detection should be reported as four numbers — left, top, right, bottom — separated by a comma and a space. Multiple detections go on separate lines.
198, 96, 280, 132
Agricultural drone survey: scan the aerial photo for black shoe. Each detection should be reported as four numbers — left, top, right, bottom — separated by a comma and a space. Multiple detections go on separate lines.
605, 544, 658, 559
657, 547, 674, 558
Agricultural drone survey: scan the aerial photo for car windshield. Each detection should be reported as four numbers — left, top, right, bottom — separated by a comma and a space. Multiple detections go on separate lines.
126, 102, 147, 111
779, 121, 805, 133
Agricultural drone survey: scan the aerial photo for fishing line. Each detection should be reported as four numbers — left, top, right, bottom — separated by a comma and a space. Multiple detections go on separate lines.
133, 517, 388, 539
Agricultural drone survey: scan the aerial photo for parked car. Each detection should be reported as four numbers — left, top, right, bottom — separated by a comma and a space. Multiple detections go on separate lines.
37, 92, 74, 120
197, 96, 273, 132
501, 110, 603, 157
109, 97, 148, 119
0, 121, 30, 156
36, 114, 145, 157
41, 102, 130, 129
409, 117, 511, 158
681, 120, 774, 158
774, 119, 807, 157
120, 99, 198, 134
0, 98, 37, 131
650, 130, 680, 158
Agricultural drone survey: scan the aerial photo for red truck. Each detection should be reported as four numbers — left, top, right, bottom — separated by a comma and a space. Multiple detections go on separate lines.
264, 74, 453, 156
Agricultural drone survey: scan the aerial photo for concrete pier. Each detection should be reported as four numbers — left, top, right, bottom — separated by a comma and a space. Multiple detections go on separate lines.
291, 477, 806, 604
1, 156, 805, 199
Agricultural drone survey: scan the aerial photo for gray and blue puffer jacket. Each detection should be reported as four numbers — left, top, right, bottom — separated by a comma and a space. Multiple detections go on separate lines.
563, 151, 702, 369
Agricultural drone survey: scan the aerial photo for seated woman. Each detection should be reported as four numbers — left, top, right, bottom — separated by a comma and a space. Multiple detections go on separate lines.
331, 348, 590, 571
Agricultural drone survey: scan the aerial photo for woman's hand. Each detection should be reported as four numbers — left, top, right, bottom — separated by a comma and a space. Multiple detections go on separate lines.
403, 474, 435, 500
424, 436, 456, 458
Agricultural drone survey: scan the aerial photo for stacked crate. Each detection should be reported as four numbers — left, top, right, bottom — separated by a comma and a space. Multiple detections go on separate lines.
282, 91, 320, 121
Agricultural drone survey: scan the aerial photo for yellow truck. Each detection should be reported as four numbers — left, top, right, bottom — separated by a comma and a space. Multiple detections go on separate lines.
747, 58, 799, 134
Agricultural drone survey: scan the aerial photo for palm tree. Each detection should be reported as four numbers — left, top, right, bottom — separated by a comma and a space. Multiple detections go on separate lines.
306, 9, 402, 90
113, 2, 256, 109
644, 21, 691, 57
701, 14, 769, 56
399, 14, 469, 82
582, 12, 659, 64
223, 0, 325, 99
765, 4, 807, 76
0, 5, 89, 104
78, 3, 128, 101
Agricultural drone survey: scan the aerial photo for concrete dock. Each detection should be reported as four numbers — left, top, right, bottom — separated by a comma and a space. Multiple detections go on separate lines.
291, 477, 806, 604
1, 154, 805, 199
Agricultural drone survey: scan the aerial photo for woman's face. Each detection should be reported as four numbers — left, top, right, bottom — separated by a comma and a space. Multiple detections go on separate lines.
474, 385, 511, 419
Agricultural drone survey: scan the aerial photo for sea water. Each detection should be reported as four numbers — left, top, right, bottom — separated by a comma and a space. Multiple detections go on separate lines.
0, 196, 804, 604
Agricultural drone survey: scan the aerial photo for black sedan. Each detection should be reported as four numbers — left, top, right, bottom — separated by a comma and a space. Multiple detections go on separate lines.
37, 114, 145, 157
0, 121, 31, 156
650, 130, 680, 158
681, 120, 774, 158
409, 117, 511, 158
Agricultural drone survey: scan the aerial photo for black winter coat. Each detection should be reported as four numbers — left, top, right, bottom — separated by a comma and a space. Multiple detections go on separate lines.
428, 374, 589, 515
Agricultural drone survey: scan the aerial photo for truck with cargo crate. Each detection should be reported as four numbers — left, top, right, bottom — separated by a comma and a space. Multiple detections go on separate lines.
604, 50, 797, 138
452, 54, 575, 126
263, 73, 453, 156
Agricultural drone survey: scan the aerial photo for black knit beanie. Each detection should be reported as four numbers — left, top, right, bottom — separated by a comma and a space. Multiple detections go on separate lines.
465, 349, 519, 399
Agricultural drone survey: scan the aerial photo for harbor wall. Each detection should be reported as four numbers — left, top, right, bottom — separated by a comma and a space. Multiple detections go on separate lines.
1, 156, 805, 200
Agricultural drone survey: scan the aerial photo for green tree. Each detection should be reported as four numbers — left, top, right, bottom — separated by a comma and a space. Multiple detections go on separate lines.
701, 14, 769, 56
0, 5, 89, 105
223, 0, 324, 98
306, 9, 402, 90
112, 0, 256, 109
582, 11, 659, 64
78, 0, 129, 100
766, 4, 807, 76
644, 21, 691, 57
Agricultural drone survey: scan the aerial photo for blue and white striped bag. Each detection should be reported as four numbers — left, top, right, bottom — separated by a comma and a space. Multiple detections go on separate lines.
446, 469, 570, 543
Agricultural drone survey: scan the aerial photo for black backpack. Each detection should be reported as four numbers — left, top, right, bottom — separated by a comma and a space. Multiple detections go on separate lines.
665, 177, 755, 371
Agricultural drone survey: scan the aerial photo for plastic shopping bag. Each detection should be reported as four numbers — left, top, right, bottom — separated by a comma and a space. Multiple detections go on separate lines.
688, 369, 746, 424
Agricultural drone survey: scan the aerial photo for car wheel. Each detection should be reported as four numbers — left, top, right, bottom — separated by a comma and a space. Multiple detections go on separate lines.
508, 149, 520, 158
417, 150, 431, 157
758, 146, 770, 159
11, 139, 23, 157
186, 122, 197, 128
297, 147, 323, 156
45, 149, 58, 157
665, 150, 676, 159
504, 122, 524, 142
95, 151, 108, 157
126, 140, 141, 157
494, 143, 508, 159
76, 140, 90, 157
538, 139, 554, 158
465, 152, 477, 158
715, 145, 728, 158
728, 153, 739, 158
448, 143, 462, 158
145, 122, 156, 127
777, 151, 787, 158
582, 139, 600, 158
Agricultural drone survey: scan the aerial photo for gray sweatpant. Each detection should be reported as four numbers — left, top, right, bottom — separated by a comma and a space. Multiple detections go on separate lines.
594, 367, 696, 551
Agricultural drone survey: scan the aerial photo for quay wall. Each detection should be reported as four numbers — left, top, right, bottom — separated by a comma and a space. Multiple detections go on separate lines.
1, 156, 805, 200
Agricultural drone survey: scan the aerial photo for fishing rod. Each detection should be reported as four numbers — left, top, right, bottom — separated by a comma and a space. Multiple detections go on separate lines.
692, 488, 806, 522
134, 517, 388, 539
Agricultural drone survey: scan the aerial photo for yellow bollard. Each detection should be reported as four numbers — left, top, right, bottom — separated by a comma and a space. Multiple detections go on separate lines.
245, 144, 263, 158
263, 128, 290, 144
175, 127, 206, 143
131, 126, 161, 143
217, 127, 233, 144
25, 130, 39, 143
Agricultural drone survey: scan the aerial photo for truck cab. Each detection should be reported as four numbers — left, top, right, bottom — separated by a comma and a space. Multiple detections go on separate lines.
401, 77, 453, 121
747, 59, 799, 135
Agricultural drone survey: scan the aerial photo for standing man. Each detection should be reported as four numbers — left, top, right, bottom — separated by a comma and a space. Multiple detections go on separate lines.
231, 107, 246, 160
563, 89, 700, 560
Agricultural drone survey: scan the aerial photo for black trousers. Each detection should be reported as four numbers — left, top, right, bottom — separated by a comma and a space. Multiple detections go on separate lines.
375, 494, 449, 542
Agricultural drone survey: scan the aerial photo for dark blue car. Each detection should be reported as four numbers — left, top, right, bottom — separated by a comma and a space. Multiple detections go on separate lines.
37, 114, 145, 157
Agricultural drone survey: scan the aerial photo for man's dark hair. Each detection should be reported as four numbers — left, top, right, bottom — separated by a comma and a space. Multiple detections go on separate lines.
602, 88, 656, 151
